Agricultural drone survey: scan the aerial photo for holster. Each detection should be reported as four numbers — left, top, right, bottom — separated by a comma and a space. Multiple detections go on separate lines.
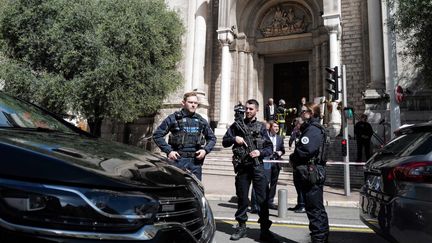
296, 164, 326, 186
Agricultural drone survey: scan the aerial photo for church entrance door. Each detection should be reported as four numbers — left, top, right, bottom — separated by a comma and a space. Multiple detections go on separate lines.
273, 61, 309, 134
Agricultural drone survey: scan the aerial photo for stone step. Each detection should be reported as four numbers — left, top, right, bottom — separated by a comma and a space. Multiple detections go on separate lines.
202, 167, 293, 180
206, 135, 365, 188
202, 166, 362, 186
203, 161, 363, 188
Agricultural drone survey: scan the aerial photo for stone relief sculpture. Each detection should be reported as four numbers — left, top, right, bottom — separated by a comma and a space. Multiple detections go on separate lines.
260, 6, 308, 37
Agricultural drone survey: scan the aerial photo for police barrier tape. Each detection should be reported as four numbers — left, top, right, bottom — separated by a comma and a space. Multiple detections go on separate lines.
205, 158, 366, 166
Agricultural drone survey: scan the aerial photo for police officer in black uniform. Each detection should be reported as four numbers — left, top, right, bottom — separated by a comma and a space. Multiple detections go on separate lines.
289, 102, 329, 243
222, 99, 278, 242
153, 91, 216, 181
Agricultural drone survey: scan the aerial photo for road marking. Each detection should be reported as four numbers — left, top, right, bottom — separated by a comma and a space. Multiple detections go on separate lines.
217, 219, 374, 233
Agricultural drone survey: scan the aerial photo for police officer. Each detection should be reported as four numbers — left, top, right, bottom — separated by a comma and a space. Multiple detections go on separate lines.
289, 102, 329, 243
153, 91, 216, 181
222, 99, 279, 242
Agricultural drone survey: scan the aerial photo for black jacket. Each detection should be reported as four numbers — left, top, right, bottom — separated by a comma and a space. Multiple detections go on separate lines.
289, 117, 323, 167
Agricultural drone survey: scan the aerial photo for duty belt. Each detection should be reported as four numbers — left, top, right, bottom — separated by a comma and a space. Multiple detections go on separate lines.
178, 151, 196, 158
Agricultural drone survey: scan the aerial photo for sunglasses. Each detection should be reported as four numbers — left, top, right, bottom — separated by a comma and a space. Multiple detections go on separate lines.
301, 110, 311, 114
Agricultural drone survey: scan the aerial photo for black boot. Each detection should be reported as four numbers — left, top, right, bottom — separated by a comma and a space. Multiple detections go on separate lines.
230, 223, 247, 241
294, 207, 306, 213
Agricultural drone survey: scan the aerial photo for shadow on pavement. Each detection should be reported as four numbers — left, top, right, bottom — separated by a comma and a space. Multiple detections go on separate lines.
218, 202, 238, 209
329, 230, 387, 243
216, 220, 297, 243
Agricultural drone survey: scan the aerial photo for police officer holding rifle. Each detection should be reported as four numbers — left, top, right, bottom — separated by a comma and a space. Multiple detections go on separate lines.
222, 99, 279, 242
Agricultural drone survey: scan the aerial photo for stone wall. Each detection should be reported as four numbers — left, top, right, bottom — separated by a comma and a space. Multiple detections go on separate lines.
341, 0, 369, 113
101, 116, 156, 151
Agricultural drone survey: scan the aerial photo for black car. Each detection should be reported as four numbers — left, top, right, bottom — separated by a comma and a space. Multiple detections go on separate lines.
360, 122, 432, 243
0, 91, 215, 242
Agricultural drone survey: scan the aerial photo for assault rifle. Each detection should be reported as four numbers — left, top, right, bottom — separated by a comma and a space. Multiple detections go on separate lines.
232, 103, 261, 167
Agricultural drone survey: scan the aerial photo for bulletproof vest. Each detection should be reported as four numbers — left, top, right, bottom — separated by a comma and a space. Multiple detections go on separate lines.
232, 121, 265, 167
168, 112, 205, 149
247, 121, 265, 149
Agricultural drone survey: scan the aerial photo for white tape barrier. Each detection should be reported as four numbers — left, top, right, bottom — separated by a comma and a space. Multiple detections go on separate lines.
205, 157, 366, 166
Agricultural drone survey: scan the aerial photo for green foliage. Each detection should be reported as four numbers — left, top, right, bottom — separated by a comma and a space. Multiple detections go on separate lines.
0, 0, 184, 135
389, 0, 432, 86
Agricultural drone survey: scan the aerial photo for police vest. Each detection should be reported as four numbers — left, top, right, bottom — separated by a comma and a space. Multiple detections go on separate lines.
168, 112, 205, 149
248, 121, 265, 149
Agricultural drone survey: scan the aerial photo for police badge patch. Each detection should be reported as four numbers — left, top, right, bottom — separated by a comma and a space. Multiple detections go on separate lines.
301, 137, 310, 144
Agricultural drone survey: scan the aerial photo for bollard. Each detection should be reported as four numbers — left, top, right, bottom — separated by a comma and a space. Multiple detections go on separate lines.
277, 189, 288, 218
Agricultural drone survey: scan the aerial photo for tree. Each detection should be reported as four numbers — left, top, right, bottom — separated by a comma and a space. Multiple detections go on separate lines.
0, 0, 184, 136
389, 0, 432, 87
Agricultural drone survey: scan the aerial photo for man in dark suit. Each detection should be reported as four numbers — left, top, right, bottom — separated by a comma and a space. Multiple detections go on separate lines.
250, 121, 285, 212
354, 114, 374, 162
264, 98, 275, 122
266, 121, 285, 209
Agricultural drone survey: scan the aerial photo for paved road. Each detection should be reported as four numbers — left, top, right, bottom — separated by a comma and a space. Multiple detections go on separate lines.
215, 220, 388, 243
209, 200, 365, 227
210, 199, 389, 243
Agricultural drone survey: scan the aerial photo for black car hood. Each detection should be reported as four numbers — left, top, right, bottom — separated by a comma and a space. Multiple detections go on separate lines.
0, 129, 188, 189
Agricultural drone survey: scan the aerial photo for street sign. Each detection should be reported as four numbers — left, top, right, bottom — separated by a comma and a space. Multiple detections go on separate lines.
395, 85, 404, 104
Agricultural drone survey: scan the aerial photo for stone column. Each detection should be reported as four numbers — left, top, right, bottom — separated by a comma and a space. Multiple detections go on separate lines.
363, 0, 387, 140
323, 0, 342, 137
258, 56, 265, 119
192, 0, 208, 91
184, 0, 196, 92
367, 0, 385, 88
247, 51, 255, 100
215, 28, 234, 135
237, 33, 248, 104
381, 0, 400, 138
192, 0, 209, 109
363, 0, 386, 107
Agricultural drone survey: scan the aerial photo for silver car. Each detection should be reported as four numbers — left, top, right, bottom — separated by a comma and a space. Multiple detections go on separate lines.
360, 121, 432, 243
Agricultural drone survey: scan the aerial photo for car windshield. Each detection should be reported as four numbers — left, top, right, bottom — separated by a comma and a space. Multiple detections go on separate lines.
381, 131, 432, 157
0, 92, 73, 133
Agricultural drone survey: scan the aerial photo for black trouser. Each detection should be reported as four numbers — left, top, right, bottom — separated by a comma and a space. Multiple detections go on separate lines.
235, 164, 271, 230
293, 169, 305, 207
267, 163, 280, 204
250, 162, 280, 209
304, 183, 329, 242
356, 139, 371, 162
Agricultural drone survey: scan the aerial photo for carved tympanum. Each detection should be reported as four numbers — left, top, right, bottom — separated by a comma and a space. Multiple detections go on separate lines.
260, 6, 308, 37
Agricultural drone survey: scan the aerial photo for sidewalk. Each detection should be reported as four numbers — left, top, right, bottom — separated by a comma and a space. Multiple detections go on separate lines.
203, 174, 365, 227
202, 174, 360, 208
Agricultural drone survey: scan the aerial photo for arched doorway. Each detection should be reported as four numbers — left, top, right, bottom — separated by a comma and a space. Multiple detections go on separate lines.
272, 61, 309, 134
273, 61, 309, 110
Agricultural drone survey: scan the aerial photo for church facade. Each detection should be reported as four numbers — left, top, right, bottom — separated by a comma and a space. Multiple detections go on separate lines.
104, 0, 432, 146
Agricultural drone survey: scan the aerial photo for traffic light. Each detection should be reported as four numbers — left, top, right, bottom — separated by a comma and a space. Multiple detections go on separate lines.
325, 66, 339, 101
341, 139, 347, 157
343, 107, 354, 119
